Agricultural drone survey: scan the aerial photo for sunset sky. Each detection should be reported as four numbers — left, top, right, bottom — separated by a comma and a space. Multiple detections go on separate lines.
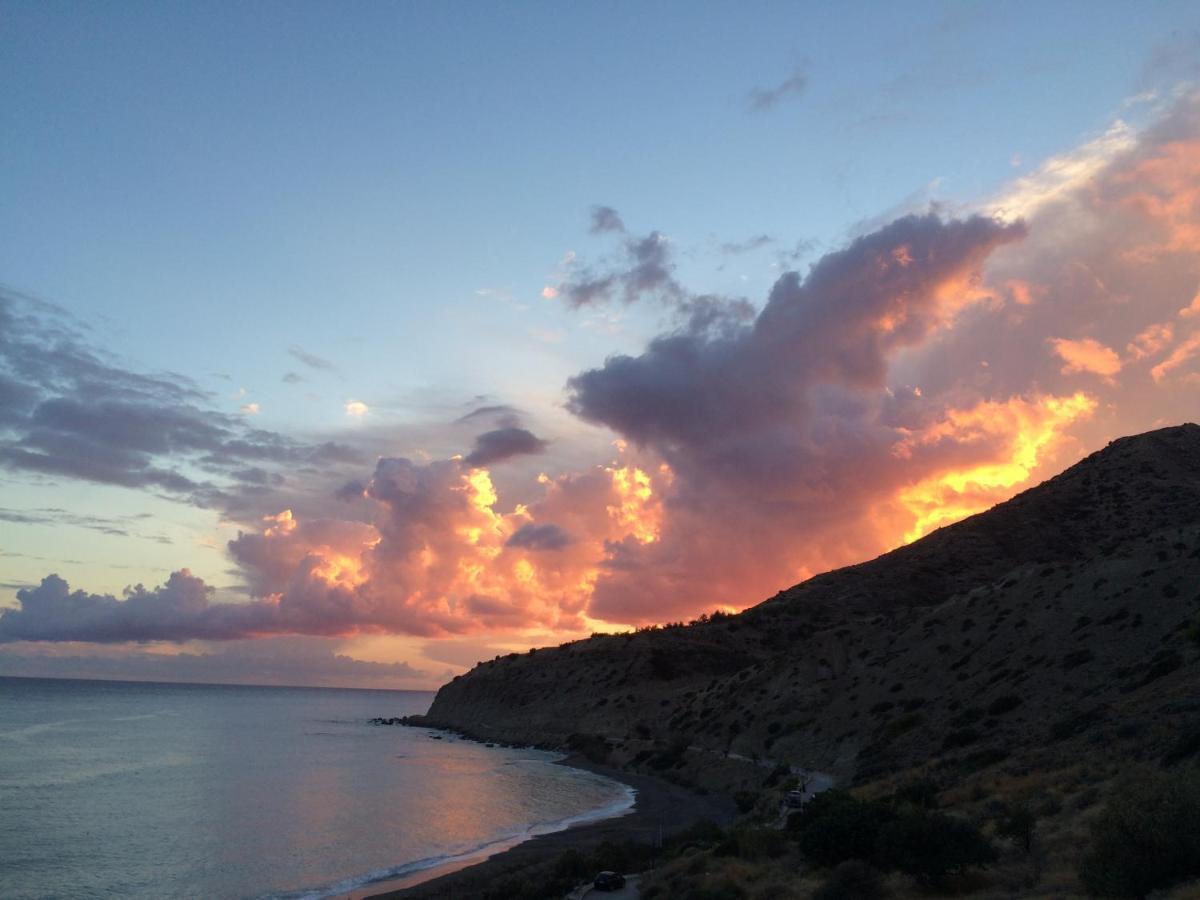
2, 3, 1200, 688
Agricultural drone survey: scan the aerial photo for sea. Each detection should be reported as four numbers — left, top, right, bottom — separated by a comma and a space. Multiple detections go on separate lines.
0, 676, 635, 899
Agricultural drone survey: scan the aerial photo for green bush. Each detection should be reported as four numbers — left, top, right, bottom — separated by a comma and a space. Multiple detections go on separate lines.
813, 859, 887, 900
1078, 769, 1200, 896
875, 809, 996, 886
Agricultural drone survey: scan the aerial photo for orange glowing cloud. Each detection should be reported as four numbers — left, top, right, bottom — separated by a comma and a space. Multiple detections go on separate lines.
1151, 331, 1200, 383
1049, 337, 1123, 380
1110, 139, 1200, 258
1127, 322, 1175, 360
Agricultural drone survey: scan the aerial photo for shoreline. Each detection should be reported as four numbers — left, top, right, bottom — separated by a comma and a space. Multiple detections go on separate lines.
357, 754, 735, 899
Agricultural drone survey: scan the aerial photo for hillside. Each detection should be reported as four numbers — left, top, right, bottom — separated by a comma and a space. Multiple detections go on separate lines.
415, 424, 1200, 789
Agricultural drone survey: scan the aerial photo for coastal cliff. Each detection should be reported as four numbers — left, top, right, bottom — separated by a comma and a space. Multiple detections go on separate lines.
417, 424, 1200, 786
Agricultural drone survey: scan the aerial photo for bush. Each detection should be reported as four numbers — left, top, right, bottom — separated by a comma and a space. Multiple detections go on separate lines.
875, 809, 996, 886
893, 777, 940, 809
1077, 769, 1200, 896
789, 790, 891, 867
733, 826, 789, 861
732, 789, 759, 813
994, 802, 1037, 852
813, 859, 887, 900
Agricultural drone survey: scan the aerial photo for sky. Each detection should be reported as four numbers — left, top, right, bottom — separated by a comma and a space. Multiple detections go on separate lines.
2, 2, 1200, 688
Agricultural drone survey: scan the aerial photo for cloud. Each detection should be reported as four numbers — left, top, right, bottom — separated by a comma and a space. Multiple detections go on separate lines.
11, 91, 1200, 653
746, 67, 807, 111
1049, 337, 1123, 380
345, 400, 369, 418
0, 507, 170, 542
454, 404, 522, 427
557, 211, 757, 330
287, 345, 336, 371
463, 427, 549, 467
505, 522, 574, 551
240, 402, 261, 415
0, 294, 363, 514
562, 228, 682, 308
282, 371, 304, 384
720, 234, 774, 255
589, 205, 626, 234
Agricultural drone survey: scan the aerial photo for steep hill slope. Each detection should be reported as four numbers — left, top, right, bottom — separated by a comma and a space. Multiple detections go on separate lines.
417, 424, 1200, 785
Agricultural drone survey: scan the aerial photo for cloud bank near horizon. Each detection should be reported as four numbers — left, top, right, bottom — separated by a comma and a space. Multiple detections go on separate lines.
3, 92, 1200, 651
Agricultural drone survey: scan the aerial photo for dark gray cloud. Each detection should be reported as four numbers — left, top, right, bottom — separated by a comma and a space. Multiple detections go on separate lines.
281, 371, 304, 384
505, 522, 574, 551
287, 345, 336, 371
569, 214, 1023, 453
0, 572, 274, 642
747, 67, 807, 111
0, 293, 364, 518
563, 230, 682, 308
463, 427, 549, 467
565, 213, 1026, 620
560, 210, 762, 327
589, 205, 626, 234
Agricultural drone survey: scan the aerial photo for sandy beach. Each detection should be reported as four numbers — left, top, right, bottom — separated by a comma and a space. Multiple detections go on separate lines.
360, 755, 735, 899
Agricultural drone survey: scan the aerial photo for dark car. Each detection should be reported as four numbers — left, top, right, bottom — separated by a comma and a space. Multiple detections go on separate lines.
593, 870, 626, 891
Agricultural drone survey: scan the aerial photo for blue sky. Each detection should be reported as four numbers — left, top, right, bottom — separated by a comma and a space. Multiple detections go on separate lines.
2, 2, 1199, 685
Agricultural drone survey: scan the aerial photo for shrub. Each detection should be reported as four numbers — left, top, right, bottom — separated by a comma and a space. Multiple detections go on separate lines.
1077, 769, 1200, 896
732, 789, 758, 813
893, 777, 940, 809
994, 802, 1037, 852
875, 809, 996, 886
789, 790, 891, 867
813, 859, 887, 900
733, 826, 789, 861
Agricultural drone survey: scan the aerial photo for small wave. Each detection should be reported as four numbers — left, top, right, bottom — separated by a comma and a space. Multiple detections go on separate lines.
257, 778, 636, 900
0, 753, 192, 789
0, 720, 74, 741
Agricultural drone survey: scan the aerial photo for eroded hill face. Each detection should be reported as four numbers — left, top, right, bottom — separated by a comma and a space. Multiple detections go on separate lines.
423, 425, 1200, 784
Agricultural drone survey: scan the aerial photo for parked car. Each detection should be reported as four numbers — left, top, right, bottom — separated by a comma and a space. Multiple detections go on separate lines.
593, 870, 626, 891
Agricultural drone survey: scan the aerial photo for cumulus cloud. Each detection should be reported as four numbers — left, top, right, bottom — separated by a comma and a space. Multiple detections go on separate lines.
10, 91, 1200, 650
463, 427, 549, 467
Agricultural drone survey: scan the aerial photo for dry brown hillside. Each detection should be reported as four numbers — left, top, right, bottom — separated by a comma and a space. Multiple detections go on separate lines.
414, 424, 1200, 789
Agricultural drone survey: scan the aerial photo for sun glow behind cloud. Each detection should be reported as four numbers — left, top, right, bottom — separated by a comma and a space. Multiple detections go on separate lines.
5, 92, 1200, 686
893, 392, 1097, 542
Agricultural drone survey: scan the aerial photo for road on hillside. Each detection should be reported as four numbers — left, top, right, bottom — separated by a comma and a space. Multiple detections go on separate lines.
568, 873, 640, 899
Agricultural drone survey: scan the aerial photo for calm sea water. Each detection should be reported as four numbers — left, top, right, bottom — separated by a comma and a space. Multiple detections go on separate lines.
0, 677, 633, 899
